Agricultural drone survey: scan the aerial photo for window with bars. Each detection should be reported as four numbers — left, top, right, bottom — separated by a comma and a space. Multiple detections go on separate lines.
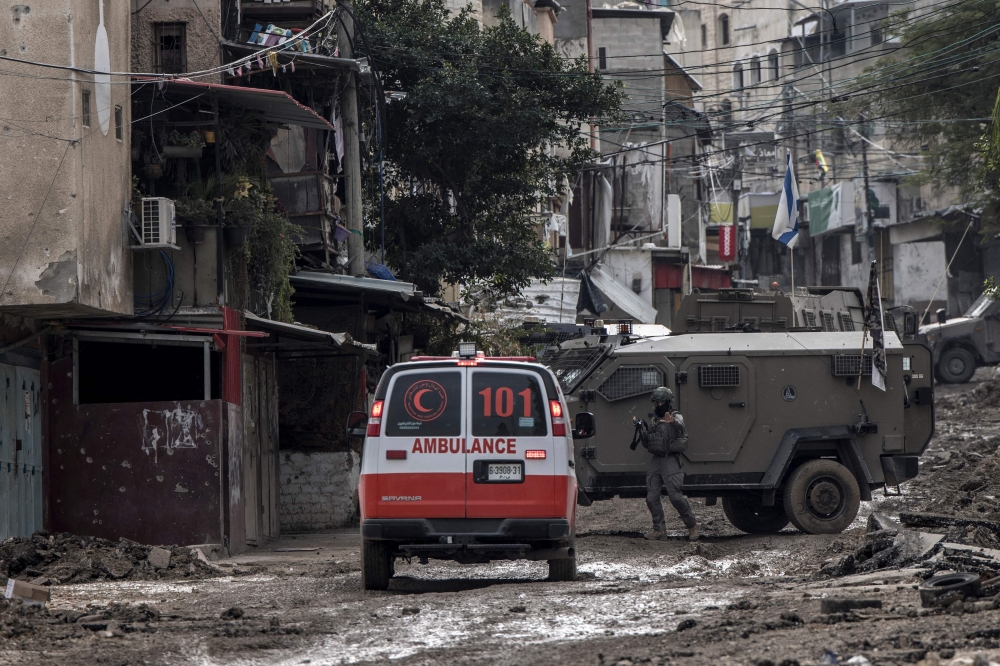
838, 312, 855, 331
821, 311, 836, 332
831, 354, 873, 377
82, 90, 91, 128
802, 309, 818, 327
699, 365, 740, 387
597, 366, 664, 401
712, 316, 729, 332
155, 23, 187, 74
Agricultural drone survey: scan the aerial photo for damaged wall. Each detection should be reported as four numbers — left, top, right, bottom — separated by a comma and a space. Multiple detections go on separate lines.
279, 451, 360, 531
130, 0, 222, 80
0, 0, 133, 317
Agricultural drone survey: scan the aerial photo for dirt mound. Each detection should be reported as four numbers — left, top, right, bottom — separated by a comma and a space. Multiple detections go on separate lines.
0, 531, 219, 586
973, 379, 1000, 408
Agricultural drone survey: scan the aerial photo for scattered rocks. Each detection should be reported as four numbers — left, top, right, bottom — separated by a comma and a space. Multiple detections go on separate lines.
676, 618, 697, 631
220, 606, 244, 620
508, 605, 527, 613
401, 607, 421, 616
147, 547, 171, 570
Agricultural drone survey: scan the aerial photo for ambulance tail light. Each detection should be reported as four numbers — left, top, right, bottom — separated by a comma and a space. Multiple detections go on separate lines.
367, 400, 384, 437
525, 450, 547, 459
549, 400, 566, 436
385, 450, 407, 460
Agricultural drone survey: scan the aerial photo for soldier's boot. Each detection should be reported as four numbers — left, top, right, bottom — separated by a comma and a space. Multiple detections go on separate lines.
645, 529, 667, 541
687, 524, 700, 541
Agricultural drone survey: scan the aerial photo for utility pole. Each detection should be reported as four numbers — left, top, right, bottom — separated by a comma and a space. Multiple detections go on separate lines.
860, 117, 876, 262
339, 0, 365, 276
586, 0, 597, 151
731, 154, 746, 279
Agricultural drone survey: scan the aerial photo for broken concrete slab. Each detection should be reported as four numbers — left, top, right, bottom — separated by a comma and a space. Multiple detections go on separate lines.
192, 547, 220, 569
187, 543, 227, 561
898, 512, 1000, 536
896, 530, 945, 561
820, 598, 883, 614
868, 513, 902, 534
4, 578, 51, 606
939, 543, 1000, 562
147, 546, 171, 570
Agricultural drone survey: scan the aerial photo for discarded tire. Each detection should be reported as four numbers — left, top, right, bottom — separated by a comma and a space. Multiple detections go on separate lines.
722, 495, 790, 534
782, 459, 861, 534
918, 572, 982, 608
362, 539, 393, 591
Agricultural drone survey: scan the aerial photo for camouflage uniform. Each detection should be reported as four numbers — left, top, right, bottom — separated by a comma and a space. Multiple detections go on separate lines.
641, 411, 697, 530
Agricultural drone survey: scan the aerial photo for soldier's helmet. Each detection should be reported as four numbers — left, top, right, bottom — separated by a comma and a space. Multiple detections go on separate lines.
651, 386, 674, 403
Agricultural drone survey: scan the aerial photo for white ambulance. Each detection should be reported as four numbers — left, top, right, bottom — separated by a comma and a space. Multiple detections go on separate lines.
348, 343, 595, 590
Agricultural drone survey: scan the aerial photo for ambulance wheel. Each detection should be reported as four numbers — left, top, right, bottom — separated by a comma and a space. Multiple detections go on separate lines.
782, 460, 860, 535
722, 495, 790, 534
362, 539, 392, 590
548, 541, 577, 582
937, 347, 976, 384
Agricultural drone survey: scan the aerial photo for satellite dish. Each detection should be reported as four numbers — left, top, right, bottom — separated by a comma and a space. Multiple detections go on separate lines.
94, 0, 111, 135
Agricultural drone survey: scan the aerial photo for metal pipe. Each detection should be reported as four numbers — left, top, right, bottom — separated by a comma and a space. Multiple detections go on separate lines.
213, 96, 225, 305
0, 326, 52, 357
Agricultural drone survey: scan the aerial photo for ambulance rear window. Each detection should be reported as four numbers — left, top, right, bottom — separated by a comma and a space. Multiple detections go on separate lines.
385, 371, 462, 437
472, 371, 547, 437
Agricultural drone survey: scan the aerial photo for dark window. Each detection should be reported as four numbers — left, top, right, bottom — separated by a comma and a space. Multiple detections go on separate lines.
78, 341, 207, 404
751, 57, 761, 85
719, 15, 730, 45
81, 90, 91, 128
154, 23, 187, 74
733, 63, 744, 91
871, 21, 883, 45
114, 105, 123, 141
472, 371, 547, 437
598, 47, 607, 70
768, 50, 779, 80
851, 235, 862, 265
701, 24, 707, 47
720, 99, 733, 124
385, 371, 462, 437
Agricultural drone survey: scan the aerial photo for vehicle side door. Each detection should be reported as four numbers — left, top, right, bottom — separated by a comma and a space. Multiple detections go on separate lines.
377, 369, 466, 518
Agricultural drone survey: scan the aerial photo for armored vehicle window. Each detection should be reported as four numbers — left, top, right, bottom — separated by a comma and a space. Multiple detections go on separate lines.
803, 310, 818, 327
472, 371, 547, 437
537, 345, 607, 392
597, 366, 664, 401
967, 294, 995, 318
821, 311, 836, 331
712, 317, 729, 332
837, 312, 855, 331
831, 354, 873, 377
699, 365, 740, 387
385, 371, 462, 437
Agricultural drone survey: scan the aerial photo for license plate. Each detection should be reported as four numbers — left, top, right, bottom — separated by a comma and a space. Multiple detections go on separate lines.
487, 463, 523, 482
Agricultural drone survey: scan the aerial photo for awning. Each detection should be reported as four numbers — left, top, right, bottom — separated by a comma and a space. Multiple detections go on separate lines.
244, 312, 376, 354
289, 272, 466, 320
133, 77, 334, 130
739, 192, 781, 230
589, 266, 658, 324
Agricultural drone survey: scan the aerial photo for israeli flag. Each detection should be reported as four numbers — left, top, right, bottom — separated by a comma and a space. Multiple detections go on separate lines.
772, 151, 800, 248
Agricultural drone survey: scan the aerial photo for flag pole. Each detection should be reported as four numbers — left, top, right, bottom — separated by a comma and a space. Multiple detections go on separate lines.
791, 249, 794, 295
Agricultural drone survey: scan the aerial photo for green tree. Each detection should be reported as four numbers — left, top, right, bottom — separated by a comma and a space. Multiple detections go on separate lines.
356, 0, 622, 298
853, 0, 1000, 230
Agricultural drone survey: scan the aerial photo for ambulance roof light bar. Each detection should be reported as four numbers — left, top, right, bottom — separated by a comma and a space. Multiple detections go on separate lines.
457, 342, 479, 358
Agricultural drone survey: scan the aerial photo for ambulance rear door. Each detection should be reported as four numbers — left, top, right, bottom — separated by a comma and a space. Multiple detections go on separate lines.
378, 368, 466, 518
465, 367, 560, 518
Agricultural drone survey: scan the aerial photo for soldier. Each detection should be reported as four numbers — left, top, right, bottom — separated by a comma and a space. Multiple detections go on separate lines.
636, 387, 699, 541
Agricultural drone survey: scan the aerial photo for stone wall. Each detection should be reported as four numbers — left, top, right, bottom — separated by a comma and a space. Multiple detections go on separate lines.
279, 451, 360, 532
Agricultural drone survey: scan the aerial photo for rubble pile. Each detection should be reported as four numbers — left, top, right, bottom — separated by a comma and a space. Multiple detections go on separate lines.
0, 531, 219, 586
818, 512, 1000, 592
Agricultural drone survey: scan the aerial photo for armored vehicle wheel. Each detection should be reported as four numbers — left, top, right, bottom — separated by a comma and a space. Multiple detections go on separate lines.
362, 539, 392, 590
722, 495, 790, 534
937, 347, 976, 384
548, 540, 577, 582
782, 460, 860, 534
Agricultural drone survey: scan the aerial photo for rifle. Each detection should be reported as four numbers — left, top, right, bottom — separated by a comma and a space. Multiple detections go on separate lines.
629, 416, 649, 451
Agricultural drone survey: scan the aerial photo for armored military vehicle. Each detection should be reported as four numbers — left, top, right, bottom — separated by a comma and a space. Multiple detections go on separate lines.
539, 325, 934, 534
920, 293, 1000, 384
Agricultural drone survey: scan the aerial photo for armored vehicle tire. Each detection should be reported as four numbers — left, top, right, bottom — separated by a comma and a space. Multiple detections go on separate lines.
548, 541, 577, 582
362, 539, 392, 590
937, 347, 976, 384
722, 495, 791, 534
782, 460, 860, 534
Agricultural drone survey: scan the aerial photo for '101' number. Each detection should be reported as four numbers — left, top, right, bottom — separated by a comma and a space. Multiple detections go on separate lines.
478, 387, 532, 418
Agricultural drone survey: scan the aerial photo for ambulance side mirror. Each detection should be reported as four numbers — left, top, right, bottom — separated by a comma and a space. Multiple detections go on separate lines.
346, 411, 368, 438
573, 412, 596, 440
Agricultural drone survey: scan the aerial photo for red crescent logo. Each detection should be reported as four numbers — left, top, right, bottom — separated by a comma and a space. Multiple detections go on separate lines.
404, 380, 447, 422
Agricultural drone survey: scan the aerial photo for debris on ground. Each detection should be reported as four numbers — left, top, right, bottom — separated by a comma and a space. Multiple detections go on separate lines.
0, 531, 230, 586
3, 578, 50, 606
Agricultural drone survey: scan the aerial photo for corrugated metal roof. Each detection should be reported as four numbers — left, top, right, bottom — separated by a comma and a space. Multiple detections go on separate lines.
244, 311, 376, 352
289, 272, 465, 320
134, 77, 334, 130
498, 278, 581, 325
590, 266, 659, 324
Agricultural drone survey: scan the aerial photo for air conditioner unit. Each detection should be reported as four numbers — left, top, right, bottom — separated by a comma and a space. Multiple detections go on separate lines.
140, 197, 177, 247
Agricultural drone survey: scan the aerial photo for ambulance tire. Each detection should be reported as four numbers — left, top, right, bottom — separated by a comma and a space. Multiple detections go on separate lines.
782, 459, 860, 535
722, 495, 790, 534
362, 539, 392, 590
548, 541, 577, 582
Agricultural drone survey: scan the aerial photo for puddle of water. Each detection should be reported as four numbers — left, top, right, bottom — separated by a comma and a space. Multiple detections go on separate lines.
51, 575, 278, 608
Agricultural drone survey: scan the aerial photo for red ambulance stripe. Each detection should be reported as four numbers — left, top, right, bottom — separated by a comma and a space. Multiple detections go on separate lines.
466, 475, 569, 519
371, 472, 467, 519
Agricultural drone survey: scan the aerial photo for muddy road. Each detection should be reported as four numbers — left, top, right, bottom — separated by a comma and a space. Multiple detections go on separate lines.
2, 371, 1000, 666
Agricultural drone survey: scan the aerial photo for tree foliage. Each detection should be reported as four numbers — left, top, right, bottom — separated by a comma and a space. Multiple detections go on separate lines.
855, 0, 1000, 230
356, 0, 623, 298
